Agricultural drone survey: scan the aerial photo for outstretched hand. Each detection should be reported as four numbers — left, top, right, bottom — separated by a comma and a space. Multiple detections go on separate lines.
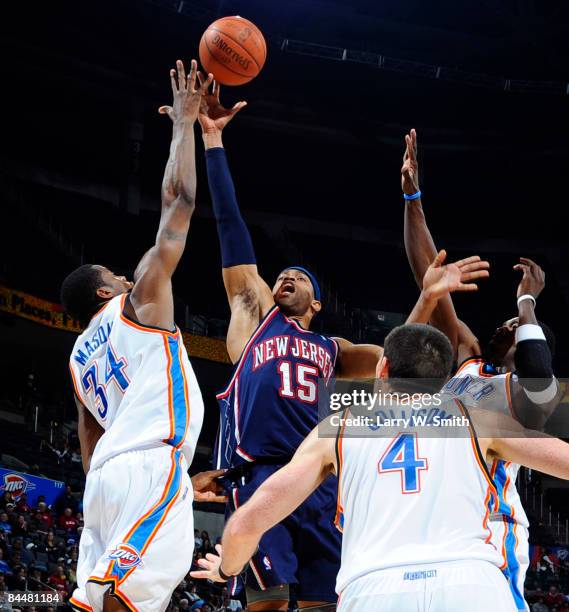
422, 250, 490, 302
401, 128, 420, 196
158, 59, 213, 124
197, 78, 247, 134
189, 544, 226, 582
514, 257, 545, 299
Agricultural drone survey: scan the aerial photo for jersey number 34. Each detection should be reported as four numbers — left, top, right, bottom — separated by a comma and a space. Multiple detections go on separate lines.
81, 346, 130, 419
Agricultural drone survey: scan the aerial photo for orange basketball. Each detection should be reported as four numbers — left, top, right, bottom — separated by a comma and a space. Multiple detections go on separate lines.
199, 16, 267, 86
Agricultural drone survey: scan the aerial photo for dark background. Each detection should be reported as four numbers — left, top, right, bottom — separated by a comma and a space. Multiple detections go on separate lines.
1, 0, 568, 443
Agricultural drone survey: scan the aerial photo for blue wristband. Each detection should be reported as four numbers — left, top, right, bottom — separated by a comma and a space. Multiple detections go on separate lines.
403, 190, 422, 201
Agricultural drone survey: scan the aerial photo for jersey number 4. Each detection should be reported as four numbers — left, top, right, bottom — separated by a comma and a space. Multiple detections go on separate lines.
81, 346, 129, 419
378, 433, 428, 494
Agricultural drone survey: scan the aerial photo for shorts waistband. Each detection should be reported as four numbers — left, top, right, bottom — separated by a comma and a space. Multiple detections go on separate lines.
90, 443, 184, 472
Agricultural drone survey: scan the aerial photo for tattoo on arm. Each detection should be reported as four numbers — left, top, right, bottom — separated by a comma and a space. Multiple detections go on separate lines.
161, 228, 187, 241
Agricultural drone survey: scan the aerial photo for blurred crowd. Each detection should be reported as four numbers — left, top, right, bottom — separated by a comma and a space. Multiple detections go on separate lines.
0, 487, 242, 611
0, 486, 81, 609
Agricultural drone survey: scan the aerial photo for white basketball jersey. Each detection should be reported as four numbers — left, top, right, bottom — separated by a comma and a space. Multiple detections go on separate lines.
444, 359, 529, 530
334, 398, 503, 594
69, 294, 204, 471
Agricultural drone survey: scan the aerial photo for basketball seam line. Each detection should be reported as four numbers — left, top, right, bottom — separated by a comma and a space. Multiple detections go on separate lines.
208, 27, 263, 72
215, 18, 267, 61
203, 36, 255, 80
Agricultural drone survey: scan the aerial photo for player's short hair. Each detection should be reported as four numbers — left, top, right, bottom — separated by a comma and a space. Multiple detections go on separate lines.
60, 264, 104, 326
383, 324, 453, 393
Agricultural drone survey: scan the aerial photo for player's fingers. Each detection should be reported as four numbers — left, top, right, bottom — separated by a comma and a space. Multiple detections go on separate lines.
188, 59, 197, 91
458, 283, 479, 292
461, 270, 490, 282
158, 105, 173, 117
200, 72, 214, 93
194, 491, 219, 502
513, 264, 530, 274
215, 544, 223, 555
231, 101, 247, 115
189, 570, 211, 580
432, 249, 447, 267
196, 559, 213, 570
459, 260, 490, 274
403, 136, 411, 161
209, 494, 228, 503
453, 255, 482, 269
205, 553, 220, 563
169, 69, 177, 94
176, 59, 186, 90
519, 257, 536, 266
408, 134, 417, 160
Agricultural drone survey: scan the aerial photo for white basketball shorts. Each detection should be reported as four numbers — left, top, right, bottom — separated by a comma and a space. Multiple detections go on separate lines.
338, 560, 517, 612
69, 446, 194, 612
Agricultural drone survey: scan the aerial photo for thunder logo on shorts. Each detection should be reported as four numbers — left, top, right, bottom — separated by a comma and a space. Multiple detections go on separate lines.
108, 544, 144, 570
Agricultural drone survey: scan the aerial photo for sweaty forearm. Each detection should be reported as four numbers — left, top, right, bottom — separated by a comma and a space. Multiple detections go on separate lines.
404, 199, 438, 287
205, 147, 257, 267
406, 291, 438, 325
162, 119, 197, 209
404, 199, 459, 352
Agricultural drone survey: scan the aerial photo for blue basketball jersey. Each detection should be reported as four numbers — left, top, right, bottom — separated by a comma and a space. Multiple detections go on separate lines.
215, 306, 339, 468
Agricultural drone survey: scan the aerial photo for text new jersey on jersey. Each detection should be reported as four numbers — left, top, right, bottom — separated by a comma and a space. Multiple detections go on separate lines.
215, 305, 338, 468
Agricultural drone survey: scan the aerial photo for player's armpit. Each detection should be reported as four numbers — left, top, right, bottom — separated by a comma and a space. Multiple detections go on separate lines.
75, 395, 104, 474
334, 337, 383, 380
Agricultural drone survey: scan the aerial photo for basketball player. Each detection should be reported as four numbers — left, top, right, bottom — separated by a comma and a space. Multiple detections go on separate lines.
400, 128, 562, 610
60, 60, 212, 612
190, 81, 489, 611
189, 261, 569, 611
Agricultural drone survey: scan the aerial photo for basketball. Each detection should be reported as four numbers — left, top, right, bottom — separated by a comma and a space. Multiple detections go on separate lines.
199, 16, 267, 86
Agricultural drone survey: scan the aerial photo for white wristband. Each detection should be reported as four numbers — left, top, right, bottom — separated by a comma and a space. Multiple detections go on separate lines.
517, 294, 536, 309
515, 323, 546, 344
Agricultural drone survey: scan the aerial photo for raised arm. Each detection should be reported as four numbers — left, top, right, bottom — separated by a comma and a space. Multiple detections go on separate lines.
402, 129, 476, 356
510, 258, 561, 429
197, 81, 274, 362
190, 427, 336, 582
474, 410, 569, 481
127, 60, 212, 331
334, 251, 489, 380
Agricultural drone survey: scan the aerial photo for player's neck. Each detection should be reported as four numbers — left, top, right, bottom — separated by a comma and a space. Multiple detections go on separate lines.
288, 313, 312, 330
500, 354, 515, 373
